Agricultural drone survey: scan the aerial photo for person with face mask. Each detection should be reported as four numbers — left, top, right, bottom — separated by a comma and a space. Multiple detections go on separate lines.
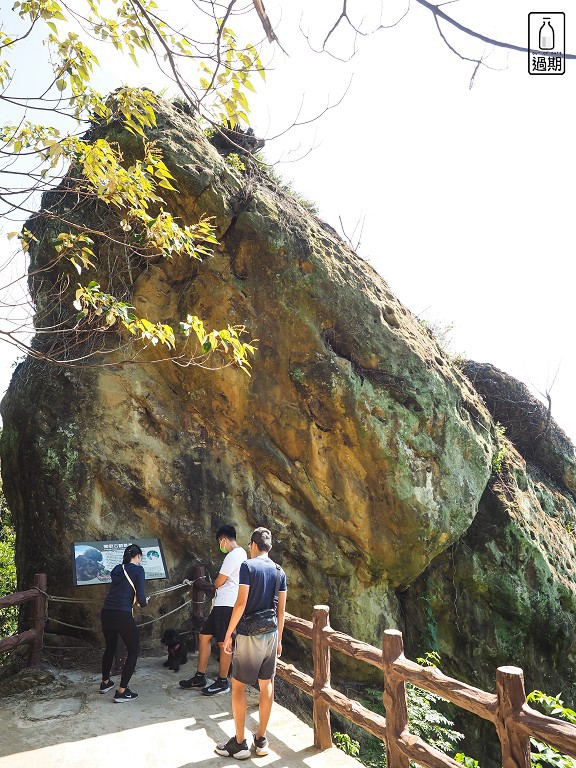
179, 525, 247, 696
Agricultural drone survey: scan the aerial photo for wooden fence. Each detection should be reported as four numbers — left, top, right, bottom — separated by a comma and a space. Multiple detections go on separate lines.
3, 579, 576, 768
0, 573, 46, 666
277, 605, 576, 768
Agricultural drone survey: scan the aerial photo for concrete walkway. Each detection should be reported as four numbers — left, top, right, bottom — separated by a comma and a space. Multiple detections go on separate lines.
0, 656, 363, 768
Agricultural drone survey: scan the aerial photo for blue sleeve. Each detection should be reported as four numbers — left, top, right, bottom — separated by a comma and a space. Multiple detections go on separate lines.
134, 565, 147, 606
239, 561, 250, 586
280, 569, 287, 592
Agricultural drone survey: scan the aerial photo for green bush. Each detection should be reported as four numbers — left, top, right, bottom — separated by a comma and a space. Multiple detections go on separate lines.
358, 681, 467, 768
491, 422, 507, 474
333, 675, 576, 768
527, 691, 576, 768
338, 652, 477, 768
333, 731, 360, 757
225, 152, 246, 173
0, 473, 17, 638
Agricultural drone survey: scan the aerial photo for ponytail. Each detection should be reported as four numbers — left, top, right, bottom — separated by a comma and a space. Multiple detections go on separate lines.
123, 544, 143, 564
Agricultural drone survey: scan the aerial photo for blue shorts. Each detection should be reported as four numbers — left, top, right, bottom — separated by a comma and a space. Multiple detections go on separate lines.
232, 632, 278, 685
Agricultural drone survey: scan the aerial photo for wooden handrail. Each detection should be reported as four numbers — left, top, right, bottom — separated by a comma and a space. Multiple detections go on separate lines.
0, 573, 47, 666
279, 609, 576, 768
391, 649, 499, 723
399, 731, 463, 768
517, 707, 576, 755
4, 586, 576, 767
324, 626, 383, 669
318, 686, 387, 740
0, 589, 41, 608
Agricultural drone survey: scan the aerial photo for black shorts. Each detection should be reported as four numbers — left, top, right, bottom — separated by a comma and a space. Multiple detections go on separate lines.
200, 606, 233, 643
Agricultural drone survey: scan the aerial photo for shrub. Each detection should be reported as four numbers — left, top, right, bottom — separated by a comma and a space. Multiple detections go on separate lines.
356, 652, 476, 768
333, 732, 360, 757
527, 691, 576, 768
0, 521, 17, 637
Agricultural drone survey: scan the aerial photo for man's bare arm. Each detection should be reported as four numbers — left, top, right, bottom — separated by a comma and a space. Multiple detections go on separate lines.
223, 584, 249, 653
213, 572, 228, 588
277, 589, 287, 656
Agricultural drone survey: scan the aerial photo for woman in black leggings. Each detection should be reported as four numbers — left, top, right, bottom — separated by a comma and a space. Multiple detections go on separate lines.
99, 544, 148, 702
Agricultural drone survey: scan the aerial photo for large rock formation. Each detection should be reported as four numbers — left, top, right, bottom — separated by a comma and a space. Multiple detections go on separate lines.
1, 102, 576, 763
400, 362, 576, 763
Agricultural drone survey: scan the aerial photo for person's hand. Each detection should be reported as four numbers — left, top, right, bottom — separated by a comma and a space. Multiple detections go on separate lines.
197, 578, 216, 596
223, 635, 233, 655
277, 640, 282, 658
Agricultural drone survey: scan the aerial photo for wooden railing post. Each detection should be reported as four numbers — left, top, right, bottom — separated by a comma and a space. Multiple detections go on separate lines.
28, 573, 47, 666
312, 604, 332, 749
497, 666, 531, 768
382, 629, 410, 768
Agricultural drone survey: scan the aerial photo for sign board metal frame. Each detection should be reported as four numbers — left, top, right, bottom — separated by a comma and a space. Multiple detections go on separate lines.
72, 538, 168, 586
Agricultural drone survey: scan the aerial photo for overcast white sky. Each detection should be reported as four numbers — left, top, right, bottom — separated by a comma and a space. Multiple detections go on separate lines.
1, 0, 575, 445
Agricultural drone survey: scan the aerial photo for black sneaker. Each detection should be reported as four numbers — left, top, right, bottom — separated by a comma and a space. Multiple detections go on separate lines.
113, 687, 138, 702
202, 677, 230, 696
215, 737, 251, 759
99, 679, 115, 694
253, 734, 269, 756
179, 671, 206, 689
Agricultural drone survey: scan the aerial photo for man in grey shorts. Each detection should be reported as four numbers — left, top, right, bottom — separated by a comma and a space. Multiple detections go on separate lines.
215, 527, 287, 760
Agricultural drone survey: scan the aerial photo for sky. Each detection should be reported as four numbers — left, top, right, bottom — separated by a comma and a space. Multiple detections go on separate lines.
1, 0, 575, 445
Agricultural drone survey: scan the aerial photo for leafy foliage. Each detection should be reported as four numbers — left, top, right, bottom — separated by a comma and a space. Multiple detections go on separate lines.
527, 691, 576, 768
356, 652, 476, 768
454, 754, 480, 768
333, 731, 360, 757
491, 422, 507, 474
0, 468, 17, 638
1, 1, 265, 371
225, 153, 247, 173
350, 682, 576, 768
404, 679, 465, 755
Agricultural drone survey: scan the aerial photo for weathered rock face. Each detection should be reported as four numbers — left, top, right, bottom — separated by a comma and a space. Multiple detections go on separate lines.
400, 366, 576, 764
2, 104, 576, 761
0, 102, 494, 644
401, 448, 576, 687
463, 360, 576, 497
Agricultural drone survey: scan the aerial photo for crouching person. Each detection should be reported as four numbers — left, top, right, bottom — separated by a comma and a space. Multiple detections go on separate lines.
215, 527, 287, 760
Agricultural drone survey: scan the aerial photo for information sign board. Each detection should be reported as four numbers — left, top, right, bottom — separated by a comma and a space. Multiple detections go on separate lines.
72, 538, 167, 586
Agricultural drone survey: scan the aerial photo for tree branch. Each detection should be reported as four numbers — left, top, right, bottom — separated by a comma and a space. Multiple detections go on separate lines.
252, 0, 286, 52
415, 0, 576, 59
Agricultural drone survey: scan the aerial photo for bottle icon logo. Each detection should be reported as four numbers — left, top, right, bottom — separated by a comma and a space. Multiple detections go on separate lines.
539, 17, 555, 49
528, 12, 565, 75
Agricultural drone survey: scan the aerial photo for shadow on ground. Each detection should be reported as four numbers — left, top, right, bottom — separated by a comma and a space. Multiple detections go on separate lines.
0, 654, 362, 768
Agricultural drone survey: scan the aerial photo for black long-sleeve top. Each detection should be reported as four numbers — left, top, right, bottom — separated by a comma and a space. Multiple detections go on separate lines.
103, 562, 147, 611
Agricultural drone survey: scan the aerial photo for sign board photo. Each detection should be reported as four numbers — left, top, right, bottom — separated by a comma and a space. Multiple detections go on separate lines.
72, 538, 168, 586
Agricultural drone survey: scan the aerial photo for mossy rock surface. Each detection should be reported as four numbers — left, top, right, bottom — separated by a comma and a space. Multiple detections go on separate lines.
1, 102, 575, 755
